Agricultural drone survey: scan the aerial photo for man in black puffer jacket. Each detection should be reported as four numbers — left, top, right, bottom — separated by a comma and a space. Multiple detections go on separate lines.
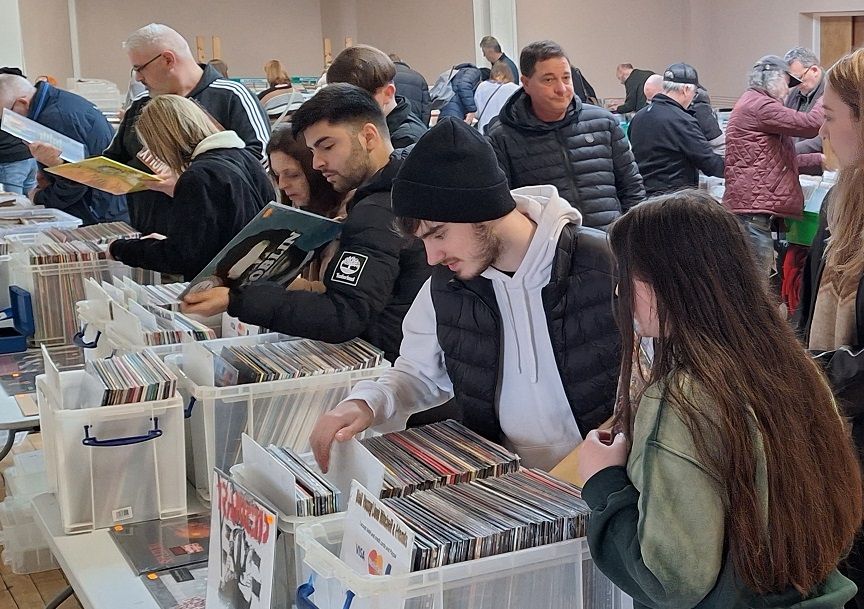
309, 118, 620, 474
391, 55, 431, 126
487, 40, 645, 230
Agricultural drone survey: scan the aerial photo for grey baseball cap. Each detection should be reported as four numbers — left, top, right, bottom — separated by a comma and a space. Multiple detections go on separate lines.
754, 55, 802, 86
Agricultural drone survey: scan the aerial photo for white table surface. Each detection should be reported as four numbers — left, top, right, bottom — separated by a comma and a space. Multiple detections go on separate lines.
32, 492, 158, 609
32, 491, 208, 609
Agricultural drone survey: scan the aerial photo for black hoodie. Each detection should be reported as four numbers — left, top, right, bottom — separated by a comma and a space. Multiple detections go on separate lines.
228, 154, 431, 362
486, 88, 645, 230
104, 64, 270, 234
386, 96, 428, 149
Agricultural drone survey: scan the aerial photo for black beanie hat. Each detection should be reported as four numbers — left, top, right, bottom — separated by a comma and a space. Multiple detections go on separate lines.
392, 117, 515, 223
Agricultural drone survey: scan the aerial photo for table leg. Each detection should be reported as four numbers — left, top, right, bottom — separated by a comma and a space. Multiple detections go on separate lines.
0, 430, 16, 462
45, 585, 74, 609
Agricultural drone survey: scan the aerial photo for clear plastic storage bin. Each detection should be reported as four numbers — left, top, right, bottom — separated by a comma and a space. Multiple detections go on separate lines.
294, 513, 632, 609
164, 334, 390, 501
36, 371, 187, 534
0, 208, 81, 238
0, 496, 59, 574
10, 255, 159, 346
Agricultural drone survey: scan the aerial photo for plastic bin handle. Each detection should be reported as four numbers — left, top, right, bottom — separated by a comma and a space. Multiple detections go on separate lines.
297, 578, 355, 609
184, 396, 196, 419
82, 417, 163, 447
72, 325, 101, 349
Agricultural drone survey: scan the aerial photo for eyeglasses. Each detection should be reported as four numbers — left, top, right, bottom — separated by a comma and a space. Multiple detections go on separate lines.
130, 53, 164, 77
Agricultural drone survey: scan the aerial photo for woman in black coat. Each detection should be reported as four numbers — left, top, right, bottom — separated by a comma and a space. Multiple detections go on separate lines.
109, 95, 274, 280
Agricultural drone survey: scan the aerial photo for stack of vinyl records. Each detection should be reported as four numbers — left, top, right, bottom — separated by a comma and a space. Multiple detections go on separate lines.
28, 240, 107, 264
44, 221, 140, 244
137, 305, 216, 346
139, 282, 187, 311
217, 337, 384, 385
85, 349, 177, 405
266, 445, 340, 516
384, 468, 590, 571
360, 420, 522, 498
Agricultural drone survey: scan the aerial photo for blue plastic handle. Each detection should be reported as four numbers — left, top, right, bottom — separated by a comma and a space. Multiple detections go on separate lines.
72, 324, 101, 349
296, 577, 355, 609
82, 417, 162, 447
184, 397, 197, 419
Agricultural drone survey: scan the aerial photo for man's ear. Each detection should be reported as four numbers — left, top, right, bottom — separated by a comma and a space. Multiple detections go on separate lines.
358, 122, 380, 151
14, 96, 30, 114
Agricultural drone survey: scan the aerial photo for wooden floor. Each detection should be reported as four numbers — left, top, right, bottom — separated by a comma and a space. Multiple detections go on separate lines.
0, 433, 81, 609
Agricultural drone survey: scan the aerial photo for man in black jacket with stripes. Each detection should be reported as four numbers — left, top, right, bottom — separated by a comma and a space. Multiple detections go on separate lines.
104, 23, 269, 234
182, 84, 430, 364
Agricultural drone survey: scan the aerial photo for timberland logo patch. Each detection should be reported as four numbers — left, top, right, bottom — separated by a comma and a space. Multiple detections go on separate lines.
332, 251, 368, 286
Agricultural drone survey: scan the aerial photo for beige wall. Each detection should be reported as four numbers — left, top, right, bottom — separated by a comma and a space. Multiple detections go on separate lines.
19, 0, 73, 82
72, 0, 325, 89
516, 0, 689, 100
353, 0, 476, 82
321, 0, 358, 61
688, 0, 864, 102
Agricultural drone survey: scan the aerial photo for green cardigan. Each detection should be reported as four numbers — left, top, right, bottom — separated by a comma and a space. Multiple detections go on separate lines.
582, 380, 856, 609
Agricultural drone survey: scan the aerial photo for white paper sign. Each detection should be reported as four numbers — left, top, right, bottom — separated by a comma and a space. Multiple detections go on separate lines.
340, 480, 414, 578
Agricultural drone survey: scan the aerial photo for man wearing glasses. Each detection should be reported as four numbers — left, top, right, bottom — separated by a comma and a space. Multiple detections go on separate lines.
783, 47, 826, 175
104, 23, 269, 235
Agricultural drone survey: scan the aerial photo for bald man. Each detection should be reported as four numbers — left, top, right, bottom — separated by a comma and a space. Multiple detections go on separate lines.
104, 23, 269, 234
0, 74, 128, 224
643, 74, 663, 102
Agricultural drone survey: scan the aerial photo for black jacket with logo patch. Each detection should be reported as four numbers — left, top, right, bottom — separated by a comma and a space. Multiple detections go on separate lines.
227, 155, 431, 362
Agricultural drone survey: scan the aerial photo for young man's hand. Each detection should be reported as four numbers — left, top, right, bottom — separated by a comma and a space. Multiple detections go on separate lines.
310, 400, 375, 473
181, 287, 230, 317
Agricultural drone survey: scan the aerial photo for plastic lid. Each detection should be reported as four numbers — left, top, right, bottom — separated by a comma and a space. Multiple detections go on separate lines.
8, 286, 34, 337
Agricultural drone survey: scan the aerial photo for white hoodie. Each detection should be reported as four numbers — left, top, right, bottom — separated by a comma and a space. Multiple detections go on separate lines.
344, 185, 586, 471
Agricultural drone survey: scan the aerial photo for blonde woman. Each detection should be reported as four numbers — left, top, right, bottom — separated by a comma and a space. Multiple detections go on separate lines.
798, 47, 864, 608
258, 60, 293, 107
109, 95, 274, 279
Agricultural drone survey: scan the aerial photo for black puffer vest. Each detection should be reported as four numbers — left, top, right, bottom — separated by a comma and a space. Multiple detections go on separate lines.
429, 223, 620, 443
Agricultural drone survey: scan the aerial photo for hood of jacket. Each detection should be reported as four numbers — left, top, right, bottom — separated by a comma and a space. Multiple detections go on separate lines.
387, 97, 415, 128
478, 184, 582, 386
497, 87, 582, 133
352, 153, 403, 205
191, 130, 246, 158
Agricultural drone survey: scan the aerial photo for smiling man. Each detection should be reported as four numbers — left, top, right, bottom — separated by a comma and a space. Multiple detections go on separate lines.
182, 83, 430, 364
486, 40, 644, 231
309, 117, 621, 474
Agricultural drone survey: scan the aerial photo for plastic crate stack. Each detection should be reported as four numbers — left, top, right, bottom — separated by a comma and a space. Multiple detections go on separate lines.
37, 347, 187, 534
6, 222, 160, 347
0, 450, 59, 574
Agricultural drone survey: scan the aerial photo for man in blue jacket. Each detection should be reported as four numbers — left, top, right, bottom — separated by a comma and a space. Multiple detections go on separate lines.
0, 74, 128, 224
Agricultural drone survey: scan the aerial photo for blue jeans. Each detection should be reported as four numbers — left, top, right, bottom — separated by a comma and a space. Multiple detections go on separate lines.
738, 214, 775, 275
0, 158, 37, 194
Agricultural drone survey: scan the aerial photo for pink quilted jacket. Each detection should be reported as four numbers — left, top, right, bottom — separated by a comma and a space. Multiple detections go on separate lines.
722, 88, 823, 218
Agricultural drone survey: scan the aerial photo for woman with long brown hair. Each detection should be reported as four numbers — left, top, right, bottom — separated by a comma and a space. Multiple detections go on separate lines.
798, 47, 864, 608
576, 191, 862, 608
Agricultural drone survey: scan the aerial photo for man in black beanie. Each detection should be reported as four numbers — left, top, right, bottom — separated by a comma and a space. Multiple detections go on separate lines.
183, 83, 430, 363
311, 117, 621, 473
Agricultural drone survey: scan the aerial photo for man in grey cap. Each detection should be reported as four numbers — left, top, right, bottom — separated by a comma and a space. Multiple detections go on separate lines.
627, 63, 724, 196
723, 55, 823, 274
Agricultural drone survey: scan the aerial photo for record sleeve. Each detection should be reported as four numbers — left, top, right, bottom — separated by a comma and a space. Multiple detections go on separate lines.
110, 514, 211, 575
182, 203, 342, 297
44, 156, 163, 195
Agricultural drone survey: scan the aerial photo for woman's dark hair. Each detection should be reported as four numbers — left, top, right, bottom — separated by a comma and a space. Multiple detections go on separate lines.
609, 190, 862, 595
266, 125, 343, 218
